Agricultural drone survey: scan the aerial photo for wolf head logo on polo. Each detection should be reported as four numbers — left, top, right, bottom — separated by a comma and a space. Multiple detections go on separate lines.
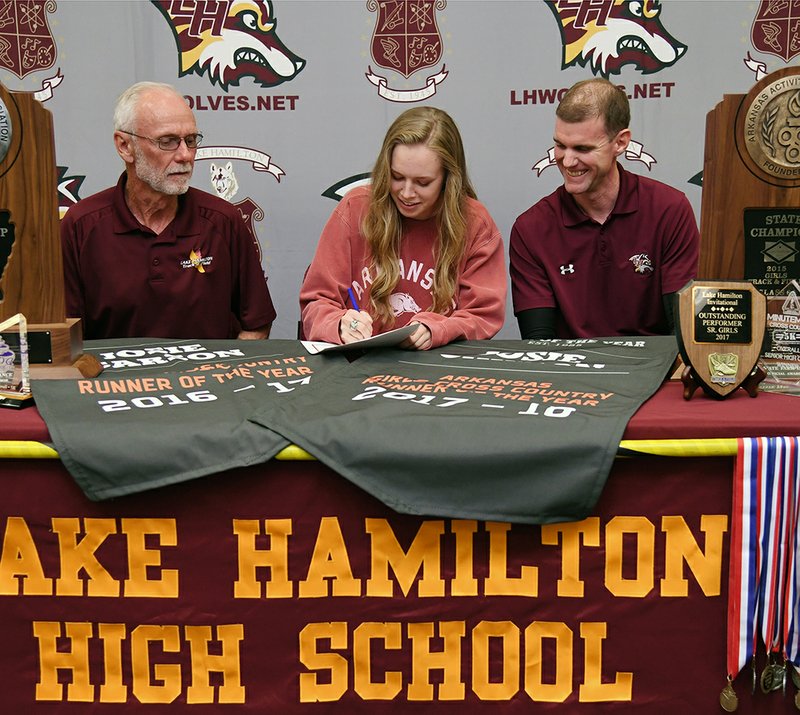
151, 0, 305, 90
752, 1, 800, 64
629, 253, 654, 273
546, 0, 687, 78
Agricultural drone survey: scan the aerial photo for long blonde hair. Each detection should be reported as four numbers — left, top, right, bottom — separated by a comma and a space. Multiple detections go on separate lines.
362, 106, 476, 325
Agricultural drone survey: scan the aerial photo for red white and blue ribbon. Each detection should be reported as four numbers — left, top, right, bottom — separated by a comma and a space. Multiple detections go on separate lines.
781, 438, 800, 668
727, 437, 762, 680
729, 437, 800, 682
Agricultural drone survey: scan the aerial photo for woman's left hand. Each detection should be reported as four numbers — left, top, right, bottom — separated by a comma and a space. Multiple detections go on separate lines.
399, 322, 432, 350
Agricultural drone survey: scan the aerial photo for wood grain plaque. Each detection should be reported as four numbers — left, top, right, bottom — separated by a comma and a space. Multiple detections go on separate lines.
676, 280, 766, 399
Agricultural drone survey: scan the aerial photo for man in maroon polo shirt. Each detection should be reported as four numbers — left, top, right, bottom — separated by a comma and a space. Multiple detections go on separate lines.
509, 78, 698, 339
61, 81, 276, 340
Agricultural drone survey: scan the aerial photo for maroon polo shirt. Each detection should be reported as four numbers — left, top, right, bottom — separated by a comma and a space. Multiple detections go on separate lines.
509, 163, 699, 338
61, 174, 276, 340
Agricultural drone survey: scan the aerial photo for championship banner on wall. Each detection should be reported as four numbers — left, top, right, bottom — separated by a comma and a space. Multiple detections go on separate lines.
32, 339, 342, 500
250, 337, 678, 524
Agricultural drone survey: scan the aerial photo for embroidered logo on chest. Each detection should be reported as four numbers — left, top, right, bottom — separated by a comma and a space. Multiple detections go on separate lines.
181, 249, 214, 273
559, 263, 574, 275
628, 253, 654, 274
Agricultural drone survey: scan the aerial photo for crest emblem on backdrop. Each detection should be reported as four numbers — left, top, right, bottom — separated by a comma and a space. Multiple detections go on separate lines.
0, 0, 55, 78
0, 0, 62, 100
751, 0, 800, 64
151, 0, 305, 91
744, 2, 800, 80
234, 197, 266, 264
545, 0, 687, 78
365, 0, 448, 102
205, 163, 268, 267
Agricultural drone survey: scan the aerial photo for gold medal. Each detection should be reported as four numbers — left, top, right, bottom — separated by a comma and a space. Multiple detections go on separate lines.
720, 681, 738, 712
777, 661, 787, 695
792, 665, 800, 690
794, 690, 800, 710
761, 662, 776, 694
761, 662, 785, 694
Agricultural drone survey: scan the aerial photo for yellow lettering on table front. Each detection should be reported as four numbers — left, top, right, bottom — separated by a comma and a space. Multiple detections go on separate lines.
0, 516, 52, 595
33, 621, 93, 701
131, 625, 182, 704
298, 622, 348, 702
524, 621, 573, 702
660, 515, 727, 597
451, 520, 479, 596
541, 518, 600, 597
407, 621, 465, 700
98, 623, 127, 702
366, 519, 445, 597
233, 518, 292, 598
299, 517, 361, 597
123, 518, 179, 598
185, 624, 245, 703
579, 622, 632, 702
353, 622, 402, 700
605, 517, 654, 597
52, 518, 119, 597
485, 522, 538, 596
472, 620, 520, 700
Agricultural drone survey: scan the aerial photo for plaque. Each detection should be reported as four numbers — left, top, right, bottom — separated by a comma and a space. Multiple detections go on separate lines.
675, 280, 767, 399
743, 208, 800, 296
761, 279, 800, 395
0, 313, 31, 408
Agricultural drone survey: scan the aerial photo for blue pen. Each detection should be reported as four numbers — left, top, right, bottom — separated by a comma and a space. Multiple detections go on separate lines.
347, 288, 360, 312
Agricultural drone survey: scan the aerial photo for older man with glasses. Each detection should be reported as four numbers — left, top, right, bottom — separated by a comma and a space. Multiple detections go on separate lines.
61, 81, 275, 340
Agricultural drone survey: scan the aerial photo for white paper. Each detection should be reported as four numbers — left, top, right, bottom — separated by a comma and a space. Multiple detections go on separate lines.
301, 324, 417, 354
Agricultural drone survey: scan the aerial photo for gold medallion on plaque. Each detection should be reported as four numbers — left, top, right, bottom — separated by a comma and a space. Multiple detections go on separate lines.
736, 67, 800, 188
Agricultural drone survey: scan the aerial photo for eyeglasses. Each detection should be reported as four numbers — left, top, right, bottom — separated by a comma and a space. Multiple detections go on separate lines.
119, 130, 203, 151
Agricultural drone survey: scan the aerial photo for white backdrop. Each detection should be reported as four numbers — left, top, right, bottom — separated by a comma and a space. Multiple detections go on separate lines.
5, 0, 796, 338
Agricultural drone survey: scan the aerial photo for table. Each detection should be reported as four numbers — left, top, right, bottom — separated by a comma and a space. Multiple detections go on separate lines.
2, 381, 799, 712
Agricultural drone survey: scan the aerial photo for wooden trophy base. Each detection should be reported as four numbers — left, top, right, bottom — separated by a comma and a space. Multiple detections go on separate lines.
681, 363, 767, 401
3, 318, 102, 380
0, 388, 34, 409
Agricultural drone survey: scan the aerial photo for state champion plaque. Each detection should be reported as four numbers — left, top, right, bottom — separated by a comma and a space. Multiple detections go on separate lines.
676, 280, 767, 399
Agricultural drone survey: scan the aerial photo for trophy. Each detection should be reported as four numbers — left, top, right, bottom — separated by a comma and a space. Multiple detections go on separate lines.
0, 80, 100, 382
675, 280, 767, 400
760, 284, 800, 395
0, 313, 31, 408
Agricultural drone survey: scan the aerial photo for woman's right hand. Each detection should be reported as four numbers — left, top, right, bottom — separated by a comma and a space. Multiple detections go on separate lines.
339, 310, 374, 343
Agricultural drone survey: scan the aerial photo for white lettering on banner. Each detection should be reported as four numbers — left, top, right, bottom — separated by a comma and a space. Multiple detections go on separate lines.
96, 344, 245, 370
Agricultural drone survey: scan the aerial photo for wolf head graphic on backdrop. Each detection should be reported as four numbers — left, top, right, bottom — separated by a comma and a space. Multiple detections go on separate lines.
546, 0, 687, 78
152, 0, 305, 90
